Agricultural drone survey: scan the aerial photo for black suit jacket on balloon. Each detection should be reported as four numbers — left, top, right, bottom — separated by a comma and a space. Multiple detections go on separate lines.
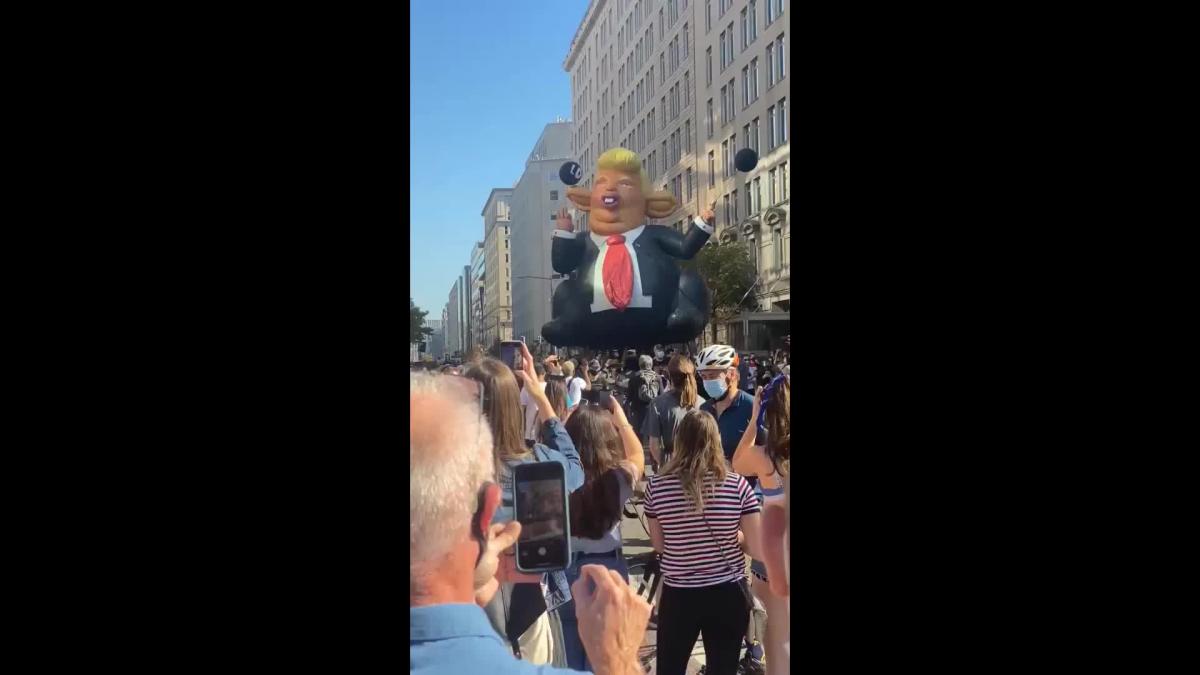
551, 221, 711, 309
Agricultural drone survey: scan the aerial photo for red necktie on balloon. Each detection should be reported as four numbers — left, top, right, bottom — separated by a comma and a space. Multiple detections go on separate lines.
602, 235, 633, 311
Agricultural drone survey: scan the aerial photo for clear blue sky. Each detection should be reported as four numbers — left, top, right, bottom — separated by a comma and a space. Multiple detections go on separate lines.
410, 0, 590, 319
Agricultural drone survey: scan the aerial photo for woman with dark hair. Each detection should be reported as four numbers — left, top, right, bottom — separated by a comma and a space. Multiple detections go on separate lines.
643, 354, 702, 469
645, 410, 763, 675
732, 375, 791, 675
461, 343, 584, 665
542, 377, 571, 425
556, 398, 645, 670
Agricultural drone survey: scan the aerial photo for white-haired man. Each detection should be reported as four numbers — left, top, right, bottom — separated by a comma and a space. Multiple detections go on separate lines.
410, 372, 651, 675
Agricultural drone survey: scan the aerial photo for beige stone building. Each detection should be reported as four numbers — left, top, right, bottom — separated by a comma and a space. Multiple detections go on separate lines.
564, 0, 790, 352
480, 189, 514, 349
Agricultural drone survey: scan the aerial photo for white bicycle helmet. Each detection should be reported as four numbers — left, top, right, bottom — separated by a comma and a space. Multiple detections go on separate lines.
696, 344, 738, 371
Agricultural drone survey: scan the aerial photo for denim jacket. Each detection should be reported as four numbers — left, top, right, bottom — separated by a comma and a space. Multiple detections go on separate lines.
492, 417, 585, 525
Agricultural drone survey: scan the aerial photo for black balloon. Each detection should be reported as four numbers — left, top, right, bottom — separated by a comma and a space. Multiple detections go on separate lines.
559, 161, 583, 185
734, 148, 759, 172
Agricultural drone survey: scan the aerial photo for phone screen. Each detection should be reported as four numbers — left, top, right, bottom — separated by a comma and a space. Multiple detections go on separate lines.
513, 461, 571, 572
582, 388, 612, 408
499, 341, 523, 372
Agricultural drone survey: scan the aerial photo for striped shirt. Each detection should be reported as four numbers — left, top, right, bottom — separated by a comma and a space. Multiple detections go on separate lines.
644, 471, 760, 588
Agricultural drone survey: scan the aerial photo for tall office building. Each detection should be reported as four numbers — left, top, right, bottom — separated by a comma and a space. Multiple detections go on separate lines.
480, 190, 514, 349
446, 277, 464, 356
566, 0, 789, 351
469, 241, 487, 350
510, 121, 573, 345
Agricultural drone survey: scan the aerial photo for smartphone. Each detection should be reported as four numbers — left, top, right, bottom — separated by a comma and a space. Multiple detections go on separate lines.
499, 340, 524, 372
512, 461, 571, 573
581, 388, 612, 408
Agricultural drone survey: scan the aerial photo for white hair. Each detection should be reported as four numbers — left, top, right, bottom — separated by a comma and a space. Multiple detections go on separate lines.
410, 373, 494, 572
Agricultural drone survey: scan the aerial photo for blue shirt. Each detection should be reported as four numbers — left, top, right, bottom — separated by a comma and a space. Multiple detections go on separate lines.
494, 417, 586, 524
411, 603, 585, 675
701, 390, 766, 485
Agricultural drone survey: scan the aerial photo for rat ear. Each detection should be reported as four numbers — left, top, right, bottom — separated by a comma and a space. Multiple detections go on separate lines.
566, 186, 591, 212
645, 191, 677, 219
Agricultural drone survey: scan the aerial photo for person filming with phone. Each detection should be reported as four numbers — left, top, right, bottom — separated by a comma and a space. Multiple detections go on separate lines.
462, 344, 585, 664
556, 395, 646, 671
410, 372, 651, 675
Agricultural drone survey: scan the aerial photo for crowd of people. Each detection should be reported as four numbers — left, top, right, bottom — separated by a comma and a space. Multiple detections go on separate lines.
411, 339, 790, 675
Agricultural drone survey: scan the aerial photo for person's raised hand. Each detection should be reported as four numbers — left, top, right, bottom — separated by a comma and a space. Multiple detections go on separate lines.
606, 392, 624, 418
752, 385, 763, 417
472, 520, 521, 607
572, 565, 650, 675
556, 207, 574, 232
519, 341, 537, 382
701, 201, 716, 224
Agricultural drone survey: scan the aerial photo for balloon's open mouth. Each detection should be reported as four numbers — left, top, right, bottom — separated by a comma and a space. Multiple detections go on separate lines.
601, 195, 619, 208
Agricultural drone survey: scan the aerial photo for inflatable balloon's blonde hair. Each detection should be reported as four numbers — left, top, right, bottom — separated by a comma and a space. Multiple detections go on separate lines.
597, 147, 651, 193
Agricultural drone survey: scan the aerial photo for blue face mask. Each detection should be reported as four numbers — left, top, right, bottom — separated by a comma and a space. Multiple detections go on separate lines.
703, 377, 728, 400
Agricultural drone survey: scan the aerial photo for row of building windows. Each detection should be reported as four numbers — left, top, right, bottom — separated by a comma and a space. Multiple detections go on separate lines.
707, 0, 784, 34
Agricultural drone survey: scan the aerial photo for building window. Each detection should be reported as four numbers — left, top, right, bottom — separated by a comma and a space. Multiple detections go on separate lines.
706, 47, 713, 85
707, 98, 714, 137
742, 123, 750, 152
729, 134, 738, 176
753, 177, 762, 214
768, 167, 777, 204
505, 254, 509, 264
726, 23, 734, 60
751, 117, 760, 152
719, 30, 727, 70
706, 0, 712, 31
767, 105, 777, 148
685, 120, 692, 154
686, 167, 694, 201
766, 43, 776, 88
728, 78, 735, 122
744, 188, 752, 218
550, 213, 557, 222
766, 0, 776, 24
780, 162, 788, 201
740, 7, 748, 50
684, 71, 691, 107
777, 34, 786, 80
721, 140, 729, 178
750, 58, 759, 102
749, 0, 758, 43
742, 66, 749, 108
732, 188, 739, 223
722, 194, 730, 228
550, 190, 559, 200
778, 97, 788, 144
683, 25, 689, 59
708, 151, 716, 187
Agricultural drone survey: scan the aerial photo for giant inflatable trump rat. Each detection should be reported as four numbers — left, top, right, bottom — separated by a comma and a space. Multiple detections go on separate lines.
541, 147, 714, 348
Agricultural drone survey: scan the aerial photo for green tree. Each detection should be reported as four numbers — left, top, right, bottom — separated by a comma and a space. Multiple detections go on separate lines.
410, 297, 435, 343
684, 239, 758, 342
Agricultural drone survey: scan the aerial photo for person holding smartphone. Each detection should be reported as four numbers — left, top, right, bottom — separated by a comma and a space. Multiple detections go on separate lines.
410, 372, 651, 675
731, 378, 791, 675
462, 345, 585, 664
556, 398, 646, 671
520, 363, 548, 446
